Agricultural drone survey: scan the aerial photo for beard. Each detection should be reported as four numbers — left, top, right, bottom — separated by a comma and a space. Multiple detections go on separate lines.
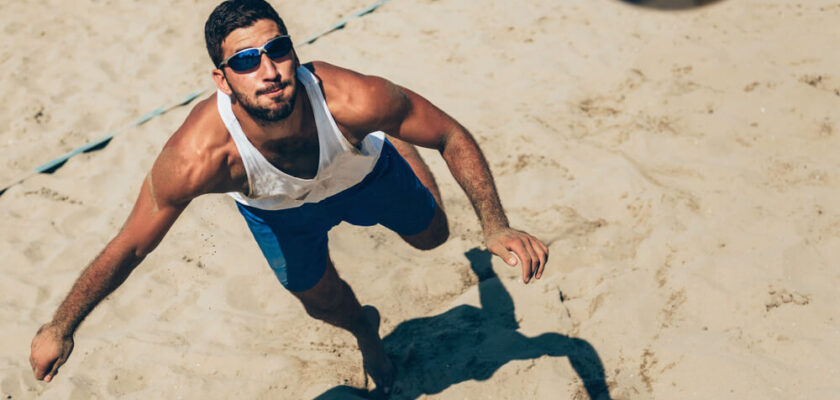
230, 80, 298, 124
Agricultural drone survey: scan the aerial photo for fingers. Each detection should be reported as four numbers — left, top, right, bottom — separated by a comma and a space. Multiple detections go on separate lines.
31, 357, 52, 381
512, 238, 535, 283
488, 231, 550, 284
45, 358, 63, 382
498, 237, 535, 283
30, 324, 71, 383
530, 236, 549, 280
30, 337, 48, 381
523, 237, 541, 282
488, 242, 518, 267
40, 343, 70, 382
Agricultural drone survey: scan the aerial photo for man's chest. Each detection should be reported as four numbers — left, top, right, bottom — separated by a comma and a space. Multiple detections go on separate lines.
256, 133, 321, 179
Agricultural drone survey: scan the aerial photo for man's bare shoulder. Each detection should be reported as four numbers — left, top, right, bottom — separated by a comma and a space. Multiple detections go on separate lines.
166, 94, 228, 154
151, 93, 240, 204
305, 61, 408, 136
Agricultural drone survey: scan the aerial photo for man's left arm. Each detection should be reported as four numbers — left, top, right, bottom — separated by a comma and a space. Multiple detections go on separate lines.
355, 76, 549, 283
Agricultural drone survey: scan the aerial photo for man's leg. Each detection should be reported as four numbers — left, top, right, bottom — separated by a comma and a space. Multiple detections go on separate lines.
388, 137, 450, 250
291, 255, 395, 392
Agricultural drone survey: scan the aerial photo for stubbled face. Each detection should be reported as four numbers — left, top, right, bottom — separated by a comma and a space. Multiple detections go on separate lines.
216, 19, 298, 123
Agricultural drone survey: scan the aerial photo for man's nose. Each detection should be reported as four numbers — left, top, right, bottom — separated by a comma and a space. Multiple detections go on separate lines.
258, 52, 279, 79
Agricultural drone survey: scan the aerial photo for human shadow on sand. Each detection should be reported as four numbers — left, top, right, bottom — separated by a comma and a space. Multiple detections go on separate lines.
313, 248, 612, 399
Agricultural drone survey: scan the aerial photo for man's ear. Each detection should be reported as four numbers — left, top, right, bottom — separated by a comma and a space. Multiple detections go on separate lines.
212, 69, 233, 95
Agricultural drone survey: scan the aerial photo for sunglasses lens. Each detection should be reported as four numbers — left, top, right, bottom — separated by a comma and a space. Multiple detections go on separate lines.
227, 50, 261, 72
265, 36, 292, 59
223, 36, 292, 72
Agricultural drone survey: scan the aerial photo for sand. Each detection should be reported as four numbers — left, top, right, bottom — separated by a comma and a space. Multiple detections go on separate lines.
2, 0, 839, 398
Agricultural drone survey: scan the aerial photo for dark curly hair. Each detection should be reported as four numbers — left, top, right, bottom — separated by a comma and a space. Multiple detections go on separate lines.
204, 0, 288, 67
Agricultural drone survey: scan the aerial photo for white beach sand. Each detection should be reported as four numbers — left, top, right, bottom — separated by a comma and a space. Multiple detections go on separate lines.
1, 0, 839, 398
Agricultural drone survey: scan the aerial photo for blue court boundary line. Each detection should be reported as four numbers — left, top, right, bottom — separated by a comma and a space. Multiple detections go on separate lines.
0, 0, 391, 196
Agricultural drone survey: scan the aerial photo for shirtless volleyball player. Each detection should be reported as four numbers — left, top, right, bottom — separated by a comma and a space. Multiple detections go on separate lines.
30, 0, 549, 393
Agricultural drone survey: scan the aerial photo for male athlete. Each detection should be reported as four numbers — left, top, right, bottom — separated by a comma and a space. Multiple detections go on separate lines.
30, 0, 548, 393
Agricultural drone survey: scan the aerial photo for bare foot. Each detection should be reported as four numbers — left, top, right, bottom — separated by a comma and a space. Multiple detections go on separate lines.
359, 305, 395, 395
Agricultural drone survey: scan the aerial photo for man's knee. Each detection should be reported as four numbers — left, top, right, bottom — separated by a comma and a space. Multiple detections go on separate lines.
299, 289, 344, 319
402, 207, 449, 250
297, 283, 350, 321
292, 262, 347, 318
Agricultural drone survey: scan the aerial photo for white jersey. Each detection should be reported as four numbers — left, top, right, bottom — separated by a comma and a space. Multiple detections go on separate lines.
218, 66, 385, 210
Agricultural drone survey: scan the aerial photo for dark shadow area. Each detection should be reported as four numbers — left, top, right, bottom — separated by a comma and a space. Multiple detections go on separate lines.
314, 248, 612, 400
617, 0, 725, 10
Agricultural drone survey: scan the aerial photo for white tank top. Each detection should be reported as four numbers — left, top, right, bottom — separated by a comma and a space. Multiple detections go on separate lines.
218, 66, 385, 210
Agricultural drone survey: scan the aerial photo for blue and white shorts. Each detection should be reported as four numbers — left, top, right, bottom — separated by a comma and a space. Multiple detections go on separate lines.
236, 140, 438, 292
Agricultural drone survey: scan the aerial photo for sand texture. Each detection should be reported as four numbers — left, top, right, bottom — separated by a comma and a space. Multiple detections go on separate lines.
2, 0, 839, 399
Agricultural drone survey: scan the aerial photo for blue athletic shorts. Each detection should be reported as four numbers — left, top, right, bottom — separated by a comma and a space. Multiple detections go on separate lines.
236, 139, 438, 292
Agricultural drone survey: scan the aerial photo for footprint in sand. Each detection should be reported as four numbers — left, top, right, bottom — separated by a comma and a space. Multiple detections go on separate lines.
799, 74, 840, 97
765, 287, 810, 311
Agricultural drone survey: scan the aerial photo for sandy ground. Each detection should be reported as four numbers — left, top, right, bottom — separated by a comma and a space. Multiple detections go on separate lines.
2, 0, 840, 398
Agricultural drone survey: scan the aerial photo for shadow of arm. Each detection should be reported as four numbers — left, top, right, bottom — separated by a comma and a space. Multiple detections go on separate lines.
531, 333, 612, 399
465, 248, 518, 329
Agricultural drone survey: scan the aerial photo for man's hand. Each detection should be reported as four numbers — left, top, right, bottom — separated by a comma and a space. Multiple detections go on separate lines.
485, 228, 549, 284
30, 323, 74, 382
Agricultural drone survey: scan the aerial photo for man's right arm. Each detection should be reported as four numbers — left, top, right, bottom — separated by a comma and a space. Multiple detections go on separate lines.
29, 141, 197, 382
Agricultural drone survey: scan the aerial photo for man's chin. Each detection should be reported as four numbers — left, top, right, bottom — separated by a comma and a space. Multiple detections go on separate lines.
251, 98, 296, 122
233, 86, 298, 123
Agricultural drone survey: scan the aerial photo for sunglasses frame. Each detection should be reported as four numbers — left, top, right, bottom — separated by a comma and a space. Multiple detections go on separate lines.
217, 35, 293, 71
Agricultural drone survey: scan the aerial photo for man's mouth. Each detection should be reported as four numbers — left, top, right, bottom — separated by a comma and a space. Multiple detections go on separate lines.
258, 82, 287, 96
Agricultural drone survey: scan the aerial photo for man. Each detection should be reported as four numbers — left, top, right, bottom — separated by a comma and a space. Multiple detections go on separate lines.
29, 0, 548, 393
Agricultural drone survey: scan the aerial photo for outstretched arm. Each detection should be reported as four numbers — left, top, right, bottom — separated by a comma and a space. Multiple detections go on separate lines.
392, 86, 549, 283
30, 144, 195, 382
320, 63, 548, 283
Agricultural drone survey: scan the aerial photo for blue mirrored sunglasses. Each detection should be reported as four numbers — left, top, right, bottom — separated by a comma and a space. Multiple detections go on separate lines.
218, 35, 293, 72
